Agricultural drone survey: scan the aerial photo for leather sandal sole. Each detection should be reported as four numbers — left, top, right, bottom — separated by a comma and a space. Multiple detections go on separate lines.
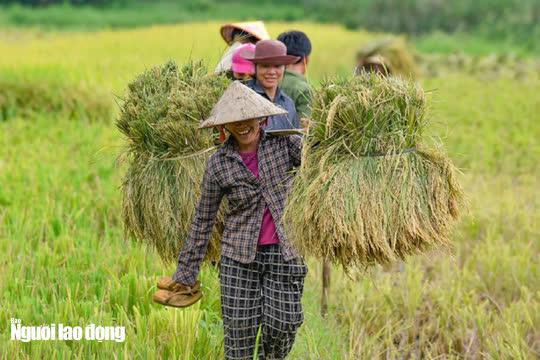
152, 289, 203, 308
157, 276, 201, 293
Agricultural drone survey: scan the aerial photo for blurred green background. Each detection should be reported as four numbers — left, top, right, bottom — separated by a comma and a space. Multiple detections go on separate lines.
1, 1, 539, 359
1, 0, 539, 54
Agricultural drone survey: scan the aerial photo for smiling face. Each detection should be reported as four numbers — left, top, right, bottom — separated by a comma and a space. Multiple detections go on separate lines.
224, 118, 262, 152
256, 63, 285, 90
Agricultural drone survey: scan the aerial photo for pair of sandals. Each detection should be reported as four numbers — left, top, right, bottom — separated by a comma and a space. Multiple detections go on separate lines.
152, 276, 202, 308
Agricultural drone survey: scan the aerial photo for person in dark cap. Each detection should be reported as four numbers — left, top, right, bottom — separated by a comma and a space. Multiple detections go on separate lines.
277, 30, 313, 121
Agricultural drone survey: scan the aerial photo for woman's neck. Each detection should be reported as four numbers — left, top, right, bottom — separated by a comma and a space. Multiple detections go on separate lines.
236, 132, 261, 153
263, 86, 277, 101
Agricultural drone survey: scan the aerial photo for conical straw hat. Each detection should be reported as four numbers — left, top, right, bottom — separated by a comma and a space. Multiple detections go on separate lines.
220, 21, 270, 45
199, 81, 287, 129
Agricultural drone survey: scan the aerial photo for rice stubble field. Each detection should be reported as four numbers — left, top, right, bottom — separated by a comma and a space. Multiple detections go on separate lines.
0, 21, 539, 359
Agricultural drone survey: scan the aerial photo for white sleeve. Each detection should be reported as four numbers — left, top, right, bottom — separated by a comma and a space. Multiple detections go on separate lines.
214, 42, 242, 74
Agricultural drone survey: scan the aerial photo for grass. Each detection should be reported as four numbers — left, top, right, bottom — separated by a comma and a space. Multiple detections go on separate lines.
1, 22, 537, 123
0, 0, 538, 56
0, 22, 376, 91
0, 22, 539, 358
0, 75, 112, 122
0, 21, 375, 122
0, 1, 303, 30
414, 31, 538, 58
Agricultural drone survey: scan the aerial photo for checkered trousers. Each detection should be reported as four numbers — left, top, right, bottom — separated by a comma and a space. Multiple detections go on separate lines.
219, 244, 308, 360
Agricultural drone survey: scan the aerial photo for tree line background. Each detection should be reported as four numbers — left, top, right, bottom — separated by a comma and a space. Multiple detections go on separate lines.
0, 0, 538, 52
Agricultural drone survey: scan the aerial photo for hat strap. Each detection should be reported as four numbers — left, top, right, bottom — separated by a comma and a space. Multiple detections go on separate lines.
219, 126, 226, 143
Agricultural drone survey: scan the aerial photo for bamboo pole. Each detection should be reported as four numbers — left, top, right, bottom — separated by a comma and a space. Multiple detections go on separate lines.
321, 260, 331, 317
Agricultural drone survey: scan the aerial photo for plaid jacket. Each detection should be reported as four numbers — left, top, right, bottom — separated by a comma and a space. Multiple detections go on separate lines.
173, 131, 302, 286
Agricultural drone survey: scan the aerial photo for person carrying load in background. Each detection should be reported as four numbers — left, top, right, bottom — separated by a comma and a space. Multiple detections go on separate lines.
230, 43, 256, 82
242, 39, 301, 131
277, 30, 313, 121
355, 54, 392, 76
354, 37, 418, 78
154, 81, 308, 360
215, 21, 270, 75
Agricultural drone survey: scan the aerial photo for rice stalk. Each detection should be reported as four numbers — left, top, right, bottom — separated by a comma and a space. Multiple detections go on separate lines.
284, 73, 464, 270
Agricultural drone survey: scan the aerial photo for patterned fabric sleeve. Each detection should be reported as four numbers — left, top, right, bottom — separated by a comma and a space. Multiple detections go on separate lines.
172, 160, 224, 286
287, 135, 303, 168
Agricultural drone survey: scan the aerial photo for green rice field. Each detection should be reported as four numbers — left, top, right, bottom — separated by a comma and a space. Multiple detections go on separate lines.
0, 21, 539, 359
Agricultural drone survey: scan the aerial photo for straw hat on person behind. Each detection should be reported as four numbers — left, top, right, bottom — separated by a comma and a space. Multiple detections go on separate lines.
220, 21, 270, 45
242, 40, 300, 65
199, 81, 287, 129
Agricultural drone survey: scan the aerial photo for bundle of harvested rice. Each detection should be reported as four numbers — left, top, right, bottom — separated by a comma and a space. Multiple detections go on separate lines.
117, 60, 229, 263
355, 37, 418, 78
283, 74, 464, 269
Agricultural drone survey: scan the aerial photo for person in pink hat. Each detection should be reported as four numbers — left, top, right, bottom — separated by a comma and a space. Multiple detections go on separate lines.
231, 43, 256, 82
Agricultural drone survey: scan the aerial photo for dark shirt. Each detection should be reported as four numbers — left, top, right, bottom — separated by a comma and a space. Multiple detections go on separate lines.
172, 130, 303, 286
246, 79, 300, 130
280, 70, 312, 118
